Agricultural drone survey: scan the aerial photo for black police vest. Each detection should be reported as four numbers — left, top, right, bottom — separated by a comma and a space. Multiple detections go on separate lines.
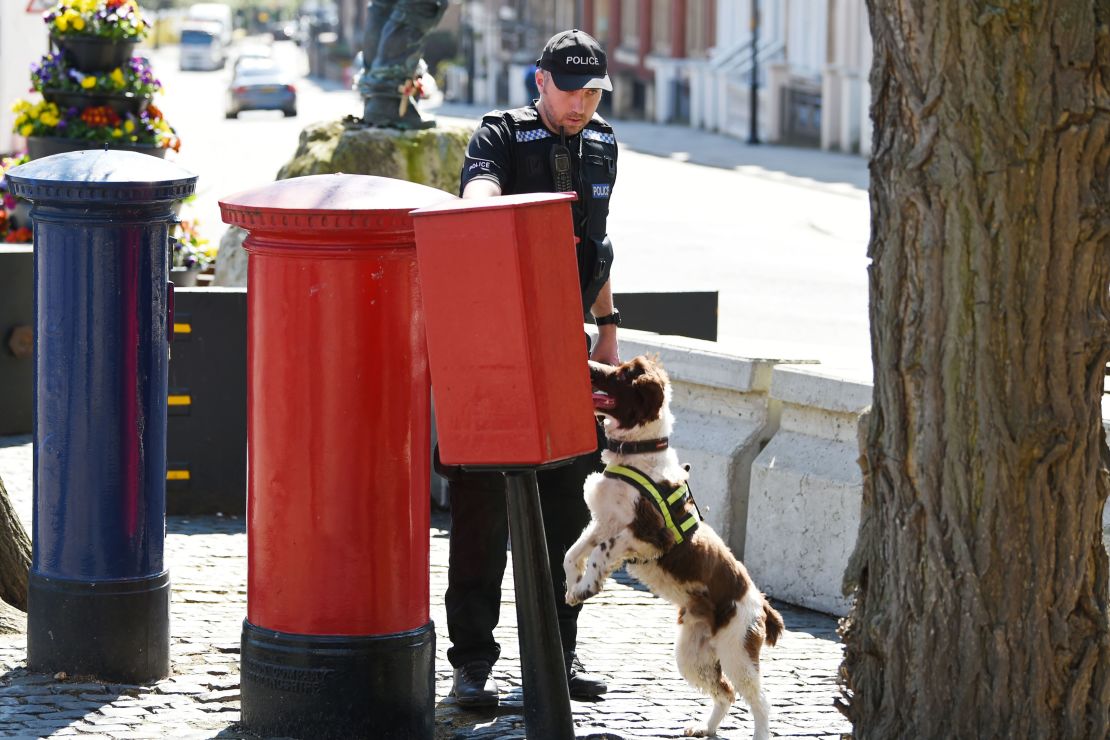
491, 106, 617, 311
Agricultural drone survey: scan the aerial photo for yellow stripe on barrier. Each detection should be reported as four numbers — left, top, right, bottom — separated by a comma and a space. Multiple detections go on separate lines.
173, 323, 192, 334
167, 395, 191, 406
166, 470, 191, 481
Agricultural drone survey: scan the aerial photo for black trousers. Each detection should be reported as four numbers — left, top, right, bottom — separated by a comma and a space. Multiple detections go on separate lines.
442, 427, 603, 669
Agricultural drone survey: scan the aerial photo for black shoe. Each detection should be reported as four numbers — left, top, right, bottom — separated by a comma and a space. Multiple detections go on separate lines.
565, 652, 607, 699
452, 659, 499, 708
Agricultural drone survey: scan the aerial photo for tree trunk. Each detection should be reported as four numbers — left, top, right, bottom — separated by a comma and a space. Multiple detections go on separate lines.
0, 475, 30, 621
840, 2, 1110, 738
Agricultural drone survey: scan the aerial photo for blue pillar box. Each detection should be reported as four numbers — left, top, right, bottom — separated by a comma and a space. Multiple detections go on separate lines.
6, 150, 197, 683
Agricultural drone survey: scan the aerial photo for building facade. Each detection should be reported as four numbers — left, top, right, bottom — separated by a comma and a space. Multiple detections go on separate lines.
457, 0, 872, 155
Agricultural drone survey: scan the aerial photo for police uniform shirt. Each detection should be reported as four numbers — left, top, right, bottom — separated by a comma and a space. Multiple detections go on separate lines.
460, 104, 618, 305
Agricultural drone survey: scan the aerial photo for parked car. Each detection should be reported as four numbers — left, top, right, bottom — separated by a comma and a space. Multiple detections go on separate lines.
179, 21, 226, 71
226, 58, 297, 118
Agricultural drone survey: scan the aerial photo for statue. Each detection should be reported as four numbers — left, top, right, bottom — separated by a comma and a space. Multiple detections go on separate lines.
358, 0, 449, 130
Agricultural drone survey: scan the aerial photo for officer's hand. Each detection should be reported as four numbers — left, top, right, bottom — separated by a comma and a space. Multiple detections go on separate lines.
590, 332, 619, 365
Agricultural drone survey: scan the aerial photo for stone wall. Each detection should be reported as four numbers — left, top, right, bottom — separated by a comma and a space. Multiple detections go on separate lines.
746, 366, 871, 616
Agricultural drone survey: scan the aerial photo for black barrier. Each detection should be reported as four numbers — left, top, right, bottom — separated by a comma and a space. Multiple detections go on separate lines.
0, 247, 33, 436
166, 287, 247, 515
594, 290, 718, 342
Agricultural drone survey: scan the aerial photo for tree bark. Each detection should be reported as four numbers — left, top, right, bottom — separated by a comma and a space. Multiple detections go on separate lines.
0, 475, 30, 622
840, 2, 1110, 738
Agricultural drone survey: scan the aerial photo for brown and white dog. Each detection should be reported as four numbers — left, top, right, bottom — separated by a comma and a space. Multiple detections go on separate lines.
563, 355, 784, 739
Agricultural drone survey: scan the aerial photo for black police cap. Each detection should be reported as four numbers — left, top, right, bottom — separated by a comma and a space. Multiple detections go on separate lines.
536, 29, 613, 92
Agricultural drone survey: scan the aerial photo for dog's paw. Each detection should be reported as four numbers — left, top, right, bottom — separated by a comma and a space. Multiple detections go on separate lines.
567, 582, 598, 605
683, 725, 714, 737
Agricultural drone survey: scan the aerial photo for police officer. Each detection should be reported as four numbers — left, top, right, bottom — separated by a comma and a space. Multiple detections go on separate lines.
443, 29, 621, 708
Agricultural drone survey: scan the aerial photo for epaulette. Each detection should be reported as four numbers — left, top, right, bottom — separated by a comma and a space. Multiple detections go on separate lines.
503, 106, 542, 127
481, 109, 507, 125
586, 113, 614, 133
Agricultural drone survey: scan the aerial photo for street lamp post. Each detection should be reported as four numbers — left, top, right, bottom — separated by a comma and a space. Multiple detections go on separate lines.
748, 0, 760, 145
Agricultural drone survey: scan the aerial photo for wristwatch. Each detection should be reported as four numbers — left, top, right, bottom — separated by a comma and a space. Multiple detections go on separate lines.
595, 310, 621, 327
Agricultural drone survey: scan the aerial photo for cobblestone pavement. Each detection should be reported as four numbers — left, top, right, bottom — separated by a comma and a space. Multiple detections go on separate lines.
0, 436, 851, 739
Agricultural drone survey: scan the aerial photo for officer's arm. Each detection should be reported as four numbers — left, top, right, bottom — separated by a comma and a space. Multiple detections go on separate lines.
462, 179, 502, 199
589, 281, 619, 365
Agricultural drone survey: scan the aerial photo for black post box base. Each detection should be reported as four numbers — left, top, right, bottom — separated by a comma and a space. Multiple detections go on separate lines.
28, 571, 170, 683
241, 619, 435, 740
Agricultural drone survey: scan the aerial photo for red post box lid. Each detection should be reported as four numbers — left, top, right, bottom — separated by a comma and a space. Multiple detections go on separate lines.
410, 191, 575, 215
411, 192, 598, 467
219, 174, 456, 247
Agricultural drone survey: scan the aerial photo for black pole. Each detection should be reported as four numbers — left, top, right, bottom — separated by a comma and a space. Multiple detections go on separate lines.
465, 19, 476, 105
504, 470, 575, 740
748, 0, 760, 145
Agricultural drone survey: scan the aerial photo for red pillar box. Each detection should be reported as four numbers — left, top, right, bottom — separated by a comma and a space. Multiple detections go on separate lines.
219, 174, 454, 740
411, 193, 597, 466
411, 193, 598, 739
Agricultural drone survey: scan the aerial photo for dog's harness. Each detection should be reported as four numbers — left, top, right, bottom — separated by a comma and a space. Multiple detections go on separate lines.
603, 464, 700, 545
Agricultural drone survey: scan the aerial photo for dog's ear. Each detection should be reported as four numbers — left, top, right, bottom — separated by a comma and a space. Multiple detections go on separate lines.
632, 372, 666, 418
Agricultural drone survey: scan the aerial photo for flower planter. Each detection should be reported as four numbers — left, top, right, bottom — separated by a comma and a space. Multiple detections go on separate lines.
170, 265, 201, 287
26, 135, 166, 161
41, 89, 149, 117
51, 34, 138, 72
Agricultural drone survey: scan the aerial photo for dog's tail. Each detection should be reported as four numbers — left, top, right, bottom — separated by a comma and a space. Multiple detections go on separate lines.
763, 600, 785, 647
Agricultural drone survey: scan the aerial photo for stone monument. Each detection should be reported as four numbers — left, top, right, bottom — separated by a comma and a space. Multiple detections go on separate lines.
215, 0, 467, 287
357, 0, 449, 130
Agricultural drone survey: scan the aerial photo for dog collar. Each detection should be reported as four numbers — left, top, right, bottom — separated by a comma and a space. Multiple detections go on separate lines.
603, 463, 698, 545
605, 437, 669, 455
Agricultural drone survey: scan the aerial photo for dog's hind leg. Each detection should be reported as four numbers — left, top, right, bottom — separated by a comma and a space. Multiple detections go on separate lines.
718, 631, 770, 740
676, 621, 733, 737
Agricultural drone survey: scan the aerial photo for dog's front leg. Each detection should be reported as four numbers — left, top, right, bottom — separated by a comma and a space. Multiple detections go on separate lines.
567, 530, 635, 605
563, 523, 601, 604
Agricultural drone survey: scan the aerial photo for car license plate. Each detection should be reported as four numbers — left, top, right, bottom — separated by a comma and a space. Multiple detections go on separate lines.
258, 86, 280, 93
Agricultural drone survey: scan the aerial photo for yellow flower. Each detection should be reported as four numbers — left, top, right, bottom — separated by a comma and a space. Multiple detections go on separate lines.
110, 69, 125, 88
80, 75, 97, 89
123, 119, 134, 133
54, 15, 68, 31
40, 112, 59, 127
111, 128, 123, 138
20, 124, 32, 137
70, 15, 85, 31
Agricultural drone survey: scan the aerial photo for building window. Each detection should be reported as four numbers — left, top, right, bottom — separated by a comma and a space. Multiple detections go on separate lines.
686, 0, 711, 57
621, 0, 639, 49
595, 1, 610, 41
652, 0, 672, 55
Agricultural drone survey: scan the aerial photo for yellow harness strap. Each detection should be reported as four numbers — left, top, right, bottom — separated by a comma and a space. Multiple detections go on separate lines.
603, 464, 699, 544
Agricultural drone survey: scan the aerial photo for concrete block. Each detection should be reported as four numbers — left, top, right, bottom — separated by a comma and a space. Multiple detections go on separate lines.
746, 365, 871, 616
